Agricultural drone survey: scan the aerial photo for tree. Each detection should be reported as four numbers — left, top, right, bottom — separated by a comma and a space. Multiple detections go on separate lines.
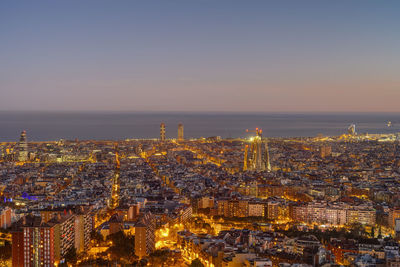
64, 247, 77, 265
0, 241, 11, 266
91, 230, 104, 243
138, 258, 148, 266
190, 258, 205, 267
149, 249, 169, 266
348, 222, 367, 238
106, 231, 136, 262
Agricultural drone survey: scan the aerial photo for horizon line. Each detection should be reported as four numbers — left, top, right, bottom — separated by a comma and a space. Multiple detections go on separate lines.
1, 110, 400, 115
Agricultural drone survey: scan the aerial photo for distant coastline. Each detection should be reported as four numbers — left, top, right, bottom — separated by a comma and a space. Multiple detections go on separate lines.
0, 111, 399, 142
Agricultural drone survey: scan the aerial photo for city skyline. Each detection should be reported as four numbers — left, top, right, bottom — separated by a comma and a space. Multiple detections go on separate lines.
0, 0, 400, 267
3, 2, 400, 266
1, 1, 400, 112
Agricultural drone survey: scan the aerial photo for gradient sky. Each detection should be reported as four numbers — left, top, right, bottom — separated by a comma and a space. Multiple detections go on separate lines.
1, 0, 400, 112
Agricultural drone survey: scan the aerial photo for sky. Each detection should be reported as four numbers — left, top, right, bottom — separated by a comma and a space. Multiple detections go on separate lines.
1, 0, 400, 113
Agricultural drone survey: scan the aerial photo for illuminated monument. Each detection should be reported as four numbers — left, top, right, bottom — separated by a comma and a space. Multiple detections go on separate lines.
178, 123, 184, 142
160, 123, 166, 141
243, 128, 271, 172
17, 130, 28, 162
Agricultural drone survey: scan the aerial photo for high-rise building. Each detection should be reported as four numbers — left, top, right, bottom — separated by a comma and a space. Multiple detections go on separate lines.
74, 207, 94, 253
243, 128, 271, 172
128, 204, 140, 221
51, 214, 75, 263
11, 222, 24, 267
134, 212, 155, 258
178, 123, 184, 141
0, 207, 13, 229
39, 206, 93, 254
160, 123, 166, 141
389, 208, 400, 229
23, 217, 57, 267
17, 130, 28, 162
11, 214, 75, 267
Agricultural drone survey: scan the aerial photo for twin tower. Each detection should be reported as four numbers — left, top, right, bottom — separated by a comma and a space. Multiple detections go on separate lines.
160, 123, 184, 141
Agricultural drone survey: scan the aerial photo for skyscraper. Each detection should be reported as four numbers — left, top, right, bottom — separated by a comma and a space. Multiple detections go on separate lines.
160, 122, 166, 141
17, 130, 28, 162
243, 128, 271, 172
178, 123, 184, 141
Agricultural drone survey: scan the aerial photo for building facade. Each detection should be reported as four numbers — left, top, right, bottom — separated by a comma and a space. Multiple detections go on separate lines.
17, 130, 28, 162
134, 212, 155, 258
178, 123, 184, 141
160, 123, 166, 141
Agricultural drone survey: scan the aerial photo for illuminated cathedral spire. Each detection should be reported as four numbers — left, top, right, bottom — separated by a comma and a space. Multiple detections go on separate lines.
243, 128, 271, 172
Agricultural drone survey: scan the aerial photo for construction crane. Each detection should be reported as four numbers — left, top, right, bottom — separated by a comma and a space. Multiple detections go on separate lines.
246, 128, 263, 137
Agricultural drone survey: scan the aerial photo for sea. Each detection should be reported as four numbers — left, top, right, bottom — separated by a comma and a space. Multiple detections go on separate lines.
0, 111, 399, 142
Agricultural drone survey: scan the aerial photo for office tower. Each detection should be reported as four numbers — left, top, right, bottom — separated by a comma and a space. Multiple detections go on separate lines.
160, 122, 166, 141
17, 130, 28, 162
243, 128, 271, 172
134, 212, 155, 258
178, 123, 184, 141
